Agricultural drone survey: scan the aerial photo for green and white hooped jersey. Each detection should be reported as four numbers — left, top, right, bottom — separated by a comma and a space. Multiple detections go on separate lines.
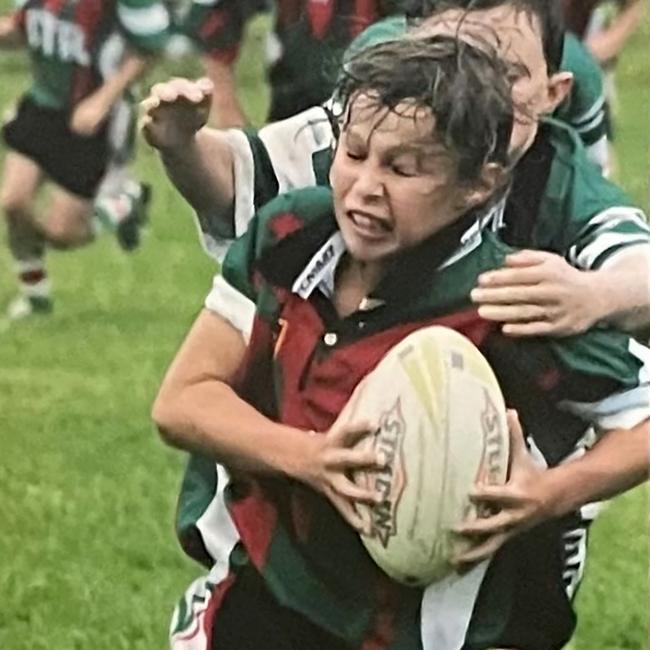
13, 0, 170, 111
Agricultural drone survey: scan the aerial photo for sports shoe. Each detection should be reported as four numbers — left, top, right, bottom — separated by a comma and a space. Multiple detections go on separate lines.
116, 182, 152, 252
6, 294, 53, 320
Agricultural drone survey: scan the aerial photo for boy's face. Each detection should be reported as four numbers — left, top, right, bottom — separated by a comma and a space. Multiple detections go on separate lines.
419, 6, 572, 156
330, 94, 480, 265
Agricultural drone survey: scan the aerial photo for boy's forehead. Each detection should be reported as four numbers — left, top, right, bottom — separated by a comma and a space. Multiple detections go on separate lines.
345, 94, 436, 139
417, 6, 544, 66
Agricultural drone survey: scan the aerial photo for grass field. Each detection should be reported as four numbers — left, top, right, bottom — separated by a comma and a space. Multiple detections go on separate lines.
0, 8, 648, 650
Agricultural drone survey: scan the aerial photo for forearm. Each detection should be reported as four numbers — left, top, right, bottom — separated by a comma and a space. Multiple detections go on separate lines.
93, 49, 150, 108
590, 245, 650, 331
153, 379, 313, 478
0, 15, 23, 47
152, 309, 310, 477
587, 0, 645, 63
159, 128, 236, 231
546, 420, 650, 518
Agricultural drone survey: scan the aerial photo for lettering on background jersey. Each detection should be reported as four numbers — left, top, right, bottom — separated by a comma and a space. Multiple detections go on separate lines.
25, 9, 90, 65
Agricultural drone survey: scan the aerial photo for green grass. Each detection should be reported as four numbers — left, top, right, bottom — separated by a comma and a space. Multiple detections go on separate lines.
0, 9, 648, 650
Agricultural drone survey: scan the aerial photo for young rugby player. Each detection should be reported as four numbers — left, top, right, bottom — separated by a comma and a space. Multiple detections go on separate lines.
0, 0, 170, 319
141, 0, 650, 339
153, 35, 650, 650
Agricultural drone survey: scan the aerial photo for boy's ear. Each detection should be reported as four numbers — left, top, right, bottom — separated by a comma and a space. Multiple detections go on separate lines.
547, 71, 574, 112
462, 162, 510, 210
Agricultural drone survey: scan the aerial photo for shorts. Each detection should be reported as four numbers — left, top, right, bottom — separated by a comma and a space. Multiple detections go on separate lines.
464, 508, 596, 650
210, 566, 352, 650
2, 95, 109, 199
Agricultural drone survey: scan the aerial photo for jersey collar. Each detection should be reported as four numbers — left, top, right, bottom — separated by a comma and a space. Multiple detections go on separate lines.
289, 200, 506, 302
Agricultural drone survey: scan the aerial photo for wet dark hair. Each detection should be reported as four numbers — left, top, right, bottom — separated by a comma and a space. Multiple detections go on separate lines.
334, 34, 514, 184
404, 0, 565, 72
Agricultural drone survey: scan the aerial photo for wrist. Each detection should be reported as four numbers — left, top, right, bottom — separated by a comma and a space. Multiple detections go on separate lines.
159, 130, 201, 158
583, 268, 615, 325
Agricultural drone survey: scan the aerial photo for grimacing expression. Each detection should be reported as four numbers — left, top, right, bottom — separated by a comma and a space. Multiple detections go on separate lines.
329, 94, 487, 266
418, 6, 573, 155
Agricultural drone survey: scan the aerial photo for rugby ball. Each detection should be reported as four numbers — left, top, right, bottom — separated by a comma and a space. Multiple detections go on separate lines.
338, 326, 509, 586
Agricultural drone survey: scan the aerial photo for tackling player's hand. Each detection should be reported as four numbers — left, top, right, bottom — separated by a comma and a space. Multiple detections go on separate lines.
453, 410, 559, 566
300, 421, 385, 532
471, 250, 604, 337
70, 93, 111, 136
140, 77, 213, 151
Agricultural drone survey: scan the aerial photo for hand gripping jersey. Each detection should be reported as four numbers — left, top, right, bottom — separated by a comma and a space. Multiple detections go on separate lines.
173, 187, 650, 650
12, 0, 170, 111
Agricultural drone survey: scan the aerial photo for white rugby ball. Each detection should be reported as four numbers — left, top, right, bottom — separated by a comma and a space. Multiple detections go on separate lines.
338, 326, 509, 586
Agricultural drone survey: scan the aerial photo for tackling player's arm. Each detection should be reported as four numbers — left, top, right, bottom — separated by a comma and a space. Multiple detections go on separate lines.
455, 413, 650, 564
0, 13, 24, 48
140, 77, 237, 234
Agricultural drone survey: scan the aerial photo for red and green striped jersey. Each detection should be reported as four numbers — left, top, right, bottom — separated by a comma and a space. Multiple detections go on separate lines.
267, 0, 400, 118
179, 0, 261, 64
175, 186, 650, 650
13, 0, 170, 110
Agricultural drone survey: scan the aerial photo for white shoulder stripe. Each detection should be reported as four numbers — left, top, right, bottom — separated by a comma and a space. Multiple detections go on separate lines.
117, 3, 170, 36
204, 274, 256, 342
572, 95, 606, 127
571, 233, 650, 269
561, 384, 650, 432
258, 105, 333, 195
225, 128, 257, 239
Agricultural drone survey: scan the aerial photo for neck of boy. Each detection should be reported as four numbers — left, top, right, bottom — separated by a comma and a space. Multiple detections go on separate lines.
333, 255, 386, 318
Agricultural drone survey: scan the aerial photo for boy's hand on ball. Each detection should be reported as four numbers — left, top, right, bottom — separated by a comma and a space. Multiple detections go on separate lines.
453, 411, 557, 566
302, 421, 385, 532
140, 77, 213, 151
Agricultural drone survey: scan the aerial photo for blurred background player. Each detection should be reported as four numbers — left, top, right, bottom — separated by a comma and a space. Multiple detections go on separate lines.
563, 0, 645, 171
178, 0, 264, 127
265, 0, 404, 120
0, 0, 170, 320
179, 0, 404, 126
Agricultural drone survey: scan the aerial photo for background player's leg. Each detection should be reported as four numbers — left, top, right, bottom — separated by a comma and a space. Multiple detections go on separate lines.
94, 161, 151, 251
0, 151, 50, 318
41, 185, 95, 250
